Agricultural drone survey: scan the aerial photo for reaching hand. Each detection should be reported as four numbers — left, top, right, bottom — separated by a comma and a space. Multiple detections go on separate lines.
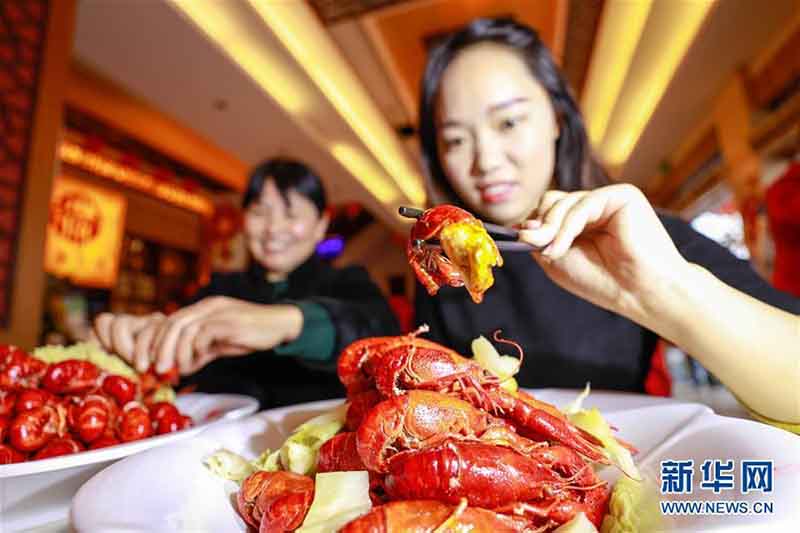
145, 296, 303, 375
94, 297, 303, 375
518, 184, 690, 322
93, 312, 166, 373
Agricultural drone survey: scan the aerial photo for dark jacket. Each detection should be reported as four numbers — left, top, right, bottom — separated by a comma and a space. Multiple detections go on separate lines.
183, 256, 399, 407
415, 214, 800, 392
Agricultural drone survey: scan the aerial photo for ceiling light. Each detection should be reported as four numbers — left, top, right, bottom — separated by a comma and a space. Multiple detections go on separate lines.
599, 1, 716, 166
167, 1, 313, 115
582, 0, 653, 146
330, 143, 400, 204
247, 0, 426, 206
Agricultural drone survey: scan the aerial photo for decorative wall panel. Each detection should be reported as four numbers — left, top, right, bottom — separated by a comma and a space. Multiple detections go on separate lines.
0, 0, 50, 326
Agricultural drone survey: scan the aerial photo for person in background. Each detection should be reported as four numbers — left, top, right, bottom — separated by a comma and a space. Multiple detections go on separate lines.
415, 18, 800, 424
94, 158, 399, 407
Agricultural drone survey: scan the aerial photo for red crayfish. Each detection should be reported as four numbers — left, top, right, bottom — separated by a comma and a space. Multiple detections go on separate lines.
340, 500, 534, 532
0, 346, 47, 390
234, 329, 632, 532
0, 344, 193, 463
383, 440, 608, 527
407, 205, 502, 304
238, 471, 315, 533
356, 390, 541, 473
339, 330, 606, 463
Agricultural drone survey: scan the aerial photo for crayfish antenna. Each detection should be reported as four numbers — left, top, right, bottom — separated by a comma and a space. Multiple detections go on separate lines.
433, 498, 469, 533
566, 479, 609, 492
492, 329, 524, 372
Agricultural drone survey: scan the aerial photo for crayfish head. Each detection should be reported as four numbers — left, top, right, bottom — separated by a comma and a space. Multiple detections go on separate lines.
356, 395, 408, 472
407, 240, 465, 297
378, 345, 472, 397
338, 337, 386, 396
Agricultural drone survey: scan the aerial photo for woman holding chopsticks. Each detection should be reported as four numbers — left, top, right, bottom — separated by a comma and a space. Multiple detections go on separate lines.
413, 18, 800, 425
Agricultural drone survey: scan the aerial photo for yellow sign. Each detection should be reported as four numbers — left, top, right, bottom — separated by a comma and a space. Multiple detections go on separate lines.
59, 141, 214, 216
45, 176, 127, 288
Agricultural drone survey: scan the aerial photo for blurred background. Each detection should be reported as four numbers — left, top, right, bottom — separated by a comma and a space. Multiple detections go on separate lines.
0, 0, 798, 407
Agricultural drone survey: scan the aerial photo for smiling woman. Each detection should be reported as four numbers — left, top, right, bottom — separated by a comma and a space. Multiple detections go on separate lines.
413, 18, 800, 424
93, 158, 399, 408
242, 160, 329, 281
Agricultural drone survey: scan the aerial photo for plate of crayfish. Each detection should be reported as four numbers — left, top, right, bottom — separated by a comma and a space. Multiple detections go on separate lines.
71, 330, 800, 533
0, 342, 258, 531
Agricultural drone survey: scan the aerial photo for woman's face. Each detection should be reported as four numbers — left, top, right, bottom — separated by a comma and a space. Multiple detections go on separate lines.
243, 179, 328, 280
436, 43, 559, 225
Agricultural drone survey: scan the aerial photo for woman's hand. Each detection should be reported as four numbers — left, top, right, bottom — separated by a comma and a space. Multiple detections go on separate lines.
146, 296, 303, 375
520, 184, 800, 423
518, 184, 689, 324
93, 312, 166, 372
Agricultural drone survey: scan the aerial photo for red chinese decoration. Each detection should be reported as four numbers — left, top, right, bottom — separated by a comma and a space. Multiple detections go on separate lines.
48, 192, 102, 244
0, 0, 49, 326
766, 162, 800, 297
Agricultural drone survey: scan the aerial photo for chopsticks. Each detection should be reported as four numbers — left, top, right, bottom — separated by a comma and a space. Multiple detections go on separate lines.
399, 206, 539, 252
399, 207, 518, 239
417, 239, 538, 252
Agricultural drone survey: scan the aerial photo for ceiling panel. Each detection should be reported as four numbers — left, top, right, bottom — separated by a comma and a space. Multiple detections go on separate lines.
71, 0, 410, 230
309, 0, 404, 25
619, 0, 798, 185
361, 0, 567, 119
561, 0, 605, 97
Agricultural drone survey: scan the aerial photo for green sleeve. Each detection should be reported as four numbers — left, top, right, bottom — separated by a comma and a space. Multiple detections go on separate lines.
273, 301, 336, 362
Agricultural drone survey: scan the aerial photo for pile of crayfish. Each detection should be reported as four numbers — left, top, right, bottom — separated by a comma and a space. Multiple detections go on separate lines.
0, 344, 192, 464
236, 328, 632, 532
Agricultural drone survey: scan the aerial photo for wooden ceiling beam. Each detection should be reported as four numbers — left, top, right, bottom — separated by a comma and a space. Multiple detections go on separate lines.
667, 88, 800, 212
648, 21, 800, 210
363, 0, 567, 121
671, 166, 722, 212
746, 16, 800, 109
562, 0, 605, 98
751, 86, 800, 151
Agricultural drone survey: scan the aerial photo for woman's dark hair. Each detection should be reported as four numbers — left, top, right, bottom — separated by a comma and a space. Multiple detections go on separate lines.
242, 157, 327, 215
419, 17, 608, 204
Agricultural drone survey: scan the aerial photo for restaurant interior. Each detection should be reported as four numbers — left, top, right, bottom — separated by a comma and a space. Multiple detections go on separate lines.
1, 0, 798, 403
1, 0, 800, 531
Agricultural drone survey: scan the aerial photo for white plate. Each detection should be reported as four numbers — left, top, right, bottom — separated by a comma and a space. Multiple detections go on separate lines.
71, 391, 800, 533
0, 393, 258, 532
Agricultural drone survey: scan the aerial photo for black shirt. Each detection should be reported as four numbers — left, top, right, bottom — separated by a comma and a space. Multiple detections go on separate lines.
182, 256, 399, 407
414, 214, 800, 392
